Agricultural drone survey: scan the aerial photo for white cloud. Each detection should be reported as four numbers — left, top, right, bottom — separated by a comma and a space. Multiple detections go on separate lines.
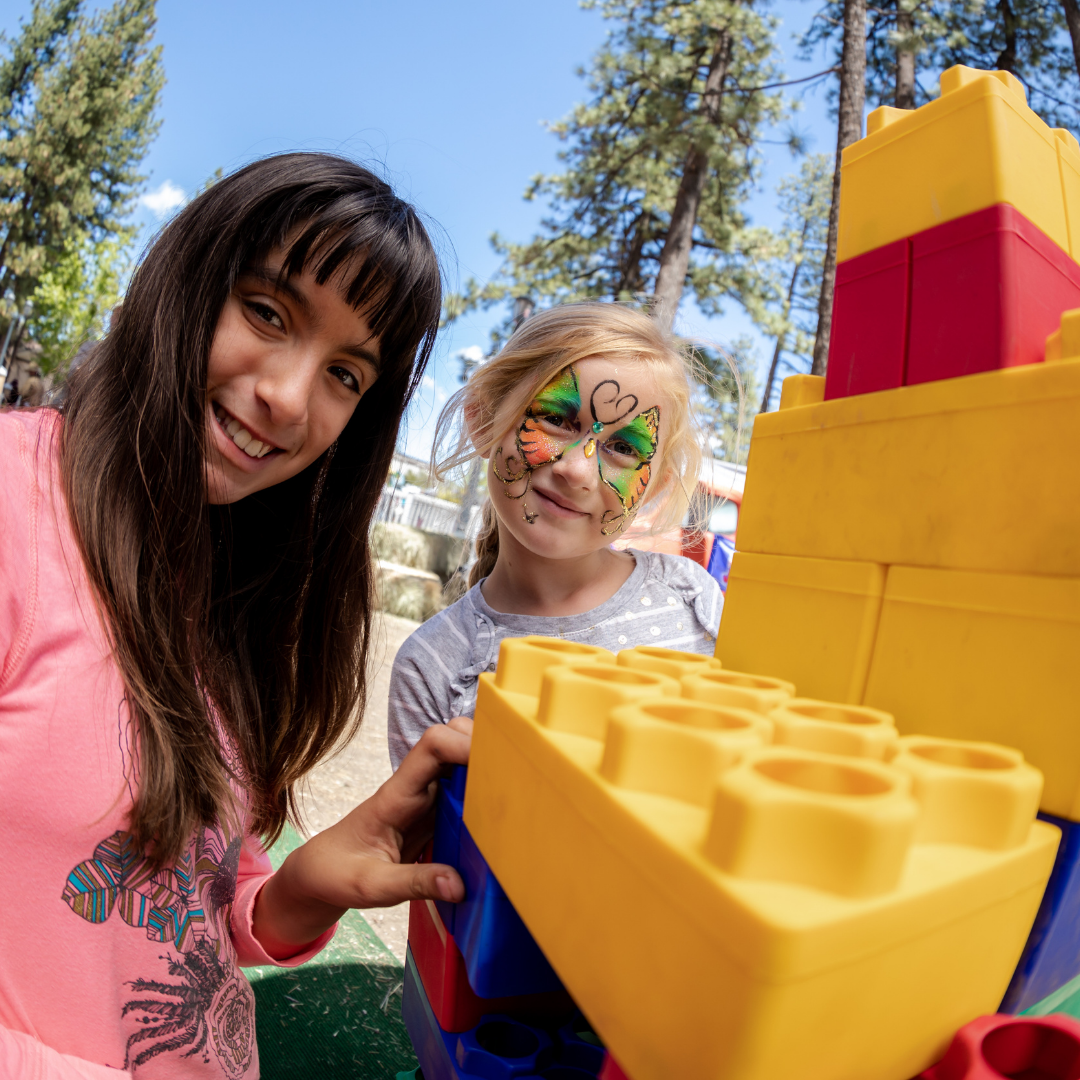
141, 180, 186, 217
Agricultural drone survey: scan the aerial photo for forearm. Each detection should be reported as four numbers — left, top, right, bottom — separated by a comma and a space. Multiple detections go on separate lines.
250, 849, 347, 960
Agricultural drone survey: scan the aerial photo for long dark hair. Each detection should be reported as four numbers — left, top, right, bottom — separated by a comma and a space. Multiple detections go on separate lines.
59, 153, 442, 864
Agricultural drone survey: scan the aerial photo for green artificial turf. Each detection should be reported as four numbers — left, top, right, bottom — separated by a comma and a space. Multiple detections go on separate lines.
245, 824, 418, 1079
1023, 970, 1080, 1020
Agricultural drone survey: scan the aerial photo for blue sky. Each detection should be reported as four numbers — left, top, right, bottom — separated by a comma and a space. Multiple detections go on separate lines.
8, 0, 840, 457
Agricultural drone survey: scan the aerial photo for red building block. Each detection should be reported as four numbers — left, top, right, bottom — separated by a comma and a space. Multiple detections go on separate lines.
919, 1013, 1080, 1079
908, 204, 1080, 384
825, 238, 911, 400
599, 1052, 632, 1080
824, 204, 1080, 400
407, 897, 572, 1033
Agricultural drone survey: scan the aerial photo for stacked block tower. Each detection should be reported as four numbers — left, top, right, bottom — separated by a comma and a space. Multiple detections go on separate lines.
400, 66, 1080, 1080
717, 64, 1080, 1016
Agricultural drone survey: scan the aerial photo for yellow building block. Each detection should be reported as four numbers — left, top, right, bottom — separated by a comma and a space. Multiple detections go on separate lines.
863, 565, 1080, 818
1045, 306, 1080, 361
737, 361, 1080, 575
770, 699, 898, 759
893, 736, 1043, 849
615, 644, 722, 680
838, 66, 1072, 261
716, 551, 886, 702
778, 372, 826, 410
463, 639, 1059, 1080
680, 667, 795, 713
1056, 127, 1080, 256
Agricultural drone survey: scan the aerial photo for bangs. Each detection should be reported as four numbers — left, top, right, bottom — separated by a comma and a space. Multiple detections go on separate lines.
222, 155, 443, 390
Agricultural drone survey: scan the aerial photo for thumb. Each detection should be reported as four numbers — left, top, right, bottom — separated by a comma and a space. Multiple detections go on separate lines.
348, 859, 465, 909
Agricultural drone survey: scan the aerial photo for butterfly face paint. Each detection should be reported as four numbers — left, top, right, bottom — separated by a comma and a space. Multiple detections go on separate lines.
491, 363, 661, 533
596, 405, 660, 535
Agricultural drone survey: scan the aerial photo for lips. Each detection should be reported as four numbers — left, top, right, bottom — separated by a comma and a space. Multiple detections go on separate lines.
532, 486, 589, 517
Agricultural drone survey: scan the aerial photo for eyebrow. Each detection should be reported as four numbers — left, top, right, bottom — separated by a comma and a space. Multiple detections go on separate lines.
241, 265, 382, 373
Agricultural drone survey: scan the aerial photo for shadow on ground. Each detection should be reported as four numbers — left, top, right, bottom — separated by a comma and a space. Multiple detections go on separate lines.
254, 957, 415, 1079
247, 825, 418, 1079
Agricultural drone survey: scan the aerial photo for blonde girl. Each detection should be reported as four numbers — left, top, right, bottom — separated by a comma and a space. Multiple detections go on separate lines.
388, 302, 722, 766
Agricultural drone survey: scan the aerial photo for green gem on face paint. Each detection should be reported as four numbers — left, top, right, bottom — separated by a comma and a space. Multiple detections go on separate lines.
592, 421, 603, 433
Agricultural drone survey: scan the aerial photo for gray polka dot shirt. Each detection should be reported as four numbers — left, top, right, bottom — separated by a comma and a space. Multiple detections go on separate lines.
386, 550, 723, 768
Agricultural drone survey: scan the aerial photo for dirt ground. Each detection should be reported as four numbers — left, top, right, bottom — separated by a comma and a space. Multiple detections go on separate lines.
295, 612, 421, 962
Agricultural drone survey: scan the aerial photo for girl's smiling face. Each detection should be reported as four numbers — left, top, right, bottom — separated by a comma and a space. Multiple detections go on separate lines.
205, 258, 381, 504
487, 355, 665, 560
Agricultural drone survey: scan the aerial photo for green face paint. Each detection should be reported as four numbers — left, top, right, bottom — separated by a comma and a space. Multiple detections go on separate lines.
492, 365, 585, 523
598, 406, 660, 535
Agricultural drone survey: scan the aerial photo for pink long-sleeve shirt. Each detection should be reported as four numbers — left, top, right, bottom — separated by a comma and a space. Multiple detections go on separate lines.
0, 410, 331, 1079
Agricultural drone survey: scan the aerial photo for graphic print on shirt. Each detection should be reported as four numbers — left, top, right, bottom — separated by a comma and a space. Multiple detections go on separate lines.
63, 827, 254, 1076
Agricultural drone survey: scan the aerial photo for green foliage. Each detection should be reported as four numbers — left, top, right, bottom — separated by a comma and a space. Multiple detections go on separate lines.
0, 0, 163, 319
28, 231, 129, 375
802, 0, 1079, 129
760, 153, 833, 410
444, 0, 786, 347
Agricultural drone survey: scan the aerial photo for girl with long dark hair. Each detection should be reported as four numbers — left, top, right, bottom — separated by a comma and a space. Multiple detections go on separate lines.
0, 153, 469, 1079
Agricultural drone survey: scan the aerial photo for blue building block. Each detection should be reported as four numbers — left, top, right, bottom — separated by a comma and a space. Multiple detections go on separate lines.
432, 765, 564, 999
402, 948, 600, 1080
1001, 810, 1080, 1012
433, 765, 469, 933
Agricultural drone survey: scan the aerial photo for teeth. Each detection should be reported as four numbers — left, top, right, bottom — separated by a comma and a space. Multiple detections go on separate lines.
215, 405, 276, 459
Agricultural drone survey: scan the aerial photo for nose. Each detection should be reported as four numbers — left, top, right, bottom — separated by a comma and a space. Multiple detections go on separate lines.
550, 438, 598, 486
254, 349, 317, 428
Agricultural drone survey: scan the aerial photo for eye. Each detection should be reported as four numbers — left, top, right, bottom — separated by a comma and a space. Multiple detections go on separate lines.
244, 300, 285, 332
329, 365, 362, 394
606, 439, 638, 459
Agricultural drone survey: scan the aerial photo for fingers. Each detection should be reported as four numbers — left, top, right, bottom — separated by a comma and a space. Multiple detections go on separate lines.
446, 715, 474, 736
389, 720, 471, 802
346, 720, 473, 846
348, 860, 465, 909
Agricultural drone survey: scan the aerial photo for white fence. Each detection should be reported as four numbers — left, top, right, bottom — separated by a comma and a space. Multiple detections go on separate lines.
376, 486, 479, 537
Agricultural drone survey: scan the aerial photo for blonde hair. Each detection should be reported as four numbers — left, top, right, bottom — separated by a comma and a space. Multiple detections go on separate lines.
432, 302, 707, 588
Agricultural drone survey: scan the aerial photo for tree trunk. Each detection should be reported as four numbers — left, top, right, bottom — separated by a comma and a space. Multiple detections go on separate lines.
996, 0, 1019, 73
1063, 0, 1080, 78
652, 30, 732, 332
895, 3, 916, 109
759, 258, 804, 413
616, 210, 653, 297
810, 0, 867, 377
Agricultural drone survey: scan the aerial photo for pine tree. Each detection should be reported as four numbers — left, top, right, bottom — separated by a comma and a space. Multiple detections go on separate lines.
28, 232, 129, 374
803, 0, 1079, 128
445, 0, 785, 345
0, 0, 163, 330
809, 0, 866, 377
759, 153, 832, 411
